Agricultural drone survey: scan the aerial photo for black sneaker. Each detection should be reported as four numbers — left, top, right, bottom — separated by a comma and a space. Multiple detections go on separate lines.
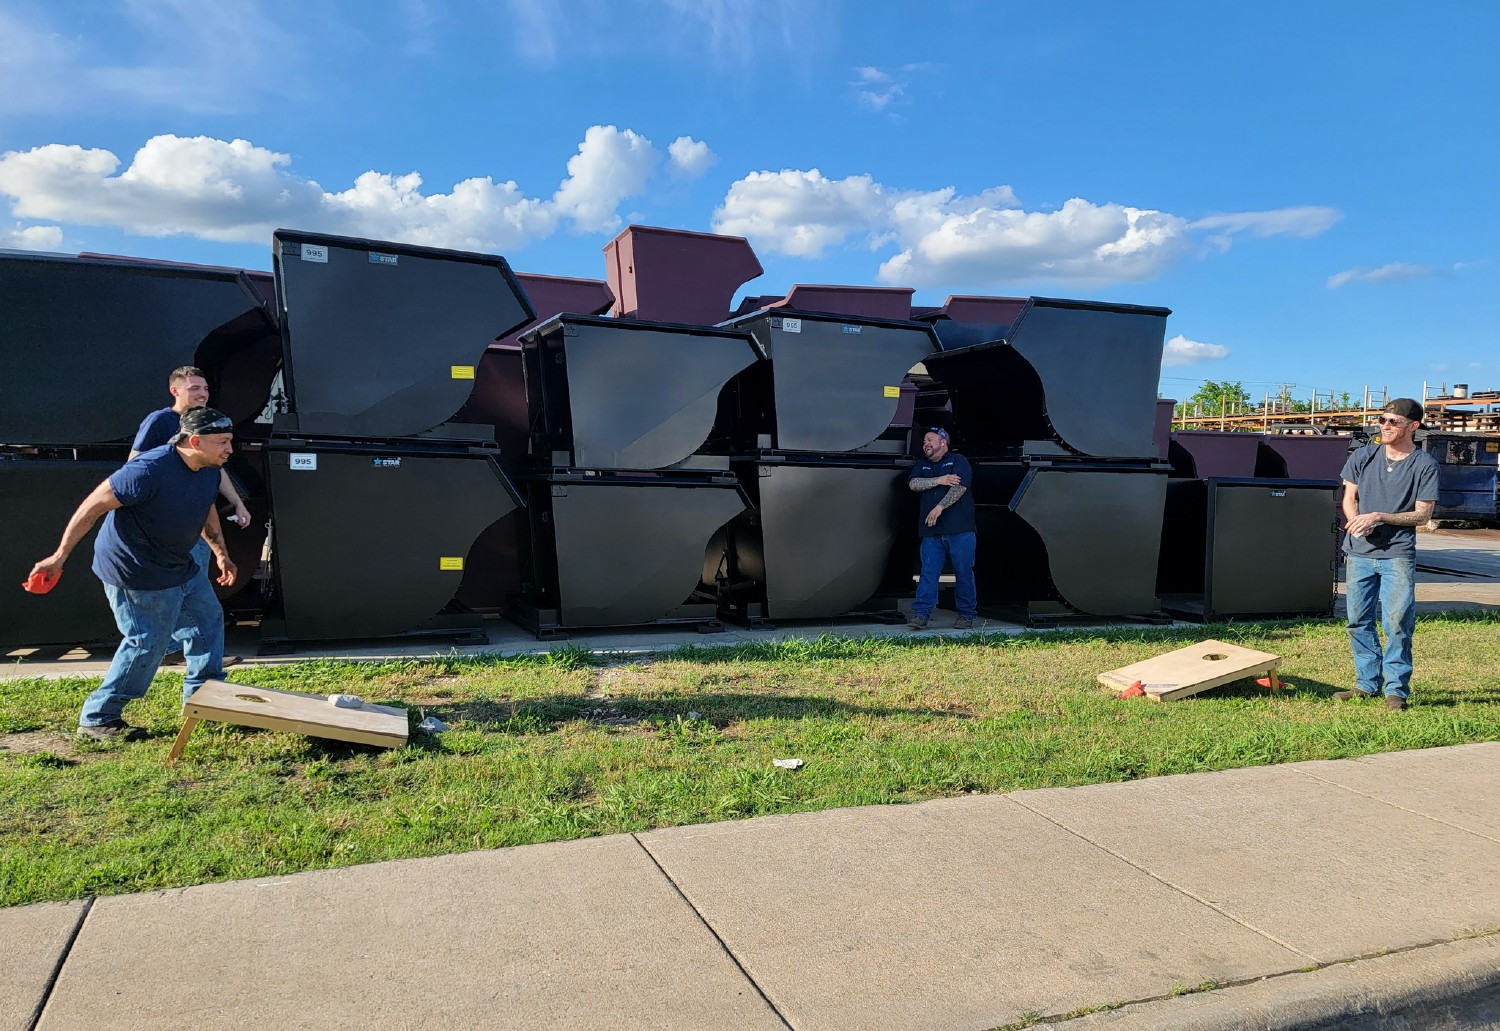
1332, 689, 1377, 702
953, 617, 974, 630
76, 720, 146, 742
906, 614, 928, 630
1385, 694, 1409, 711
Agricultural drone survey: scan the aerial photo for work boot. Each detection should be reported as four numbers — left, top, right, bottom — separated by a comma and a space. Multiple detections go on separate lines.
906, 614, 928, 630
76, 719, 147, 742
953, 617, 974, 630
1332, 688, 1377, 702
1385, 694, 1409, 711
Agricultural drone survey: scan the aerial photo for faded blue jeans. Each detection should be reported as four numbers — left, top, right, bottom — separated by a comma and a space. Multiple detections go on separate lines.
79, 571, 225, 728
913, 531, 977, 620
162, 538, 214, 657
1344, 553, 1416, 700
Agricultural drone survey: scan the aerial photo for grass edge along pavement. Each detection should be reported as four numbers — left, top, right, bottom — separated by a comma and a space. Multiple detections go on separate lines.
2, 613, 1498, 908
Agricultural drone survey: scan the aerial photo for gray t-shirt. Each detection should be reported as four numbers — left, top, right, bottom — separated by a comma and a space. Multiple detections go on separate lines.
1340, 444, 1440, 558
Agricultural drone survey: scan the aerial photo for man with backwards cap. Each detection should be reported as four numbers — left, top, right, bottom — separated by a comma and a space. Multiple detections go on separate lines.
906, 426, 978, 631
131, 365, 251, 667
1335, 398, 1440, 711
29, 407, 239, 740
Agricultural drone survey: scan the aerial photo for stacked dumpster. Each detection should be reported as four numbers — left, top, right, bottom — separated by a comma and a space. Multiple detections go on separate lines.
261, 230, 534, 642
709, 286, 937, 624
1, 252, 280, 647
913, 296, 1172, 623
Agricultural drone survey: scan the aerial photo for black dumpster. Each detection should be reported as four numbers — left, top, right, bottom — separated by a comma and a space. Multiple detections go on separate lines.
1, 253, 277, 445
720, 309, 938, 455
1157, 478, 1339, 620
1, 459, 121, 647
263, 440, 521, 640
512, 472, 748, 634
272, 230, 534, 439
921, 297, 1170, 460
520, 315, 763, 470
710, 459, 913, 622
972, 464, 1168, 620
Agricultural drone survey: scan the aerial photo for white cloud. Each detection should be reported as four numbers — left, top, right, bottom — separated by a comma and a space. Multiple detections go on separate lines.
713, 168, 1337, 287
667, 136, 717, 178
550, 126, 659, 234
1162, 335, 1230, 367
0, 127, 694, 252
713, 169, 890, 258
848, 62, 938, 113
1, 224, 63, 250
1326, 261, 1437, 289
1191, 207, 1342, 252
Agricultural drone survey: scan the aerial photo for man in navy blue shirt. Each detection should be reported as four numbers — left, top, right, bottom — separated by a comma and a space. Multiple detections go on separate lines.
1334, 398, 1440, 710
30, 408, 239, 740
132, 365, 249, 667
907, 427, 978, 630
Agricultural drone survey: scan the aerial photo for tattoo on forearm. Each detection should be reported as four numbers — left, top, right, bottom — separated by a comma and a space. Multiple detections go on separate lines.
937, 485, 967, 509
1379, 511, 1429, 527
909, 476, 943, 491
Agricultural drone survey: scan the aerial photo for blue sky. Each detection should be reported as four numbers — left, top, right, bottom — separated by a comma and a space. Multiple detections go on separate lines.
2, 0, 1495, 405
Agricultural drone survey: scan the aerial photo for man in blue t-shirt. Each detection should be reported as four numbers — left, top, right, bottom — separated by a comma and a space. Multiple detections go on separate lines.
1335, 398, 1441, 710
906, 427, 978, 630
30, 408, 240, 740
132, 365, 250, 667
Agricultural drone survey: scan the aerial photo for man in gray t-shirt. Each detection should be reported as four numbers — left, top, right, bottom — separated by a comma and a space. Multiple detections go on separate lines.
1335, 398, 1440, 710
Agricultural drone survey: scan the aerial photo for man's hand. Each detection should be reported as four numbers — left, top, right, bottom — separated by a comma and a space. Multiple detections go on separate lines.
29, 553, 66, 580
935, 473, 962, 487
925, 508, 942, 528
1348, 512, 1383, 536
229, 502, 252, 529
215, 556, 238, 588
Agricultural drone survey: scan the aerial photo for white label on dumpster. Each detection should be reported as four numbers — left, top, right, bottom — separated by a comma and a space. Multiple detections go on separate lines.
289, 453, 318, 471
300, 244, 328, 263
781, 318, 802, 334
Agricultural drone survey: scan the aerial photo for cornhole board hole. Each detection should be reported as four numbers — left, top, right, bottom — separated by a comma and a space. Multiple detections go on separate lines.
168, 680, 409, 762
1098, 640, 1282, 702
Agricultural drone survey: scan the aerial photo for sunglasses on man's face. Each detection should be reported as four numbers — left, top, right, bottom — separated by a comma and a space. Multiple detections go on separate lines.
1377, 415, 1411, 426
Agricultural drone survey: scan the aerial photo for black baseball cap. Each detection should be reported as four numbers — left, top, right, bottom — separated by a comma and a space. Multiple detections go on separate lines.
171, 406, 234, 444
1383, 398, 1424, 422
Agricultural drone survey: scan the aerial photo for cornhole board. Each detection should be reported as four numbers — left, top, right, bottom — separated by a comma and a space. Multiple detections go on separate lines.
1098, 639, 1282, 702
167, 679, 408, 762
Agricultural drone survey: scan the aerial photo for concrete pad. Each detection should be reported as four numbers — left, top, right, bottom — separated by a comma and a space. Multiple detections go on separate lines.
0, 900, 84, 1031
39, 836, 785, 1031
1016, 761, 1500, 963
1069, 934, 1500, 1030
639, 795, 1302, 1031
1290, 742, 1500, 842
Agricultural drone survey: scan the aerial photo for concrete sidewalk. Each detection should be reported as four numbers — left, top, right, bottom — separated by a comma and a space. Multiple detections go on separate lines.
7, 743, 1500, 1031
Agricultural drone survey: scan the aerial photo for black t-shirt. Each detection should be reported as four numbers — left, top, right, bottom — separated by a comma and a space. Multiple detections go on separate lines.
909, 451, 976, 536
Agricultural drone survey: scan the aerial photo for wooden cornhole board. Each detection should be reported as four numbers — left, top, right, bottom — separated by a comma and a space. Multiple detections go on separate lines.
1098, 639, 1282, 702
168, 679, 408, 762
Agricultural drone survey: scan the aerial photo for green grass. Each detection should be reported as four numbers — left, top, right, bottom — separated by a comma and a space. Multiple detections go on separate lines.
3, 614, 1499, 908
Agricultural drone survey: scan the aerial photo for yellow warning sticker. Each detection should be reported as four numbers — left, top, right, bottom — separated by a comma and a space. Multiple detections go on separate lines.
451, 365, 475, 380
439, 557, 464, 571
883, 385, 901, 398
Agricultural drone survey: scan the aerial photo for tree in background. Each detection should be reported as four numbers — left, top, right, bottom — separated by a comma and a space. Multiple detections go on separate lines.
1179, 379, 1251, 418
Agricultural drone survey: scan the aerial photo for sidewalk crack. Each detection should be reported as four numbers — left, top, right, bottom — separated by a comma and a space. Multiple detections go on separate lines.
1010, 798, 1318, 962
26, 896, 93, 1031
1287, 764, 1500, 845
630, 834, 796, 1030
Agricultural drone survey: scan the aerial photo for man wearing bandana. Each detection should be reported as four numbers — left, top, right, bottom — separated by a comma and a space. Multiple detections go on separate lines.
29, 407, 239, 740
906, 427, 978, 630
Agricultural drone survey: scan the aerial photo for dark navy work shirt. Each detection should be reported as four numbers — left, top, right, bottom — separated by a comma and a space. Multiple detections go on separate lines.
909, 451, 976, 537
132, 407, 180, 453
92, 445, 219, 590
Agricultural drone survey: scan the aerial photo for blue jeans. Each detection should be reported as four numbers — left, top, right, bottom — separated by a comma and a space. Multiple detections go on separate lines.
914, 532, 977, 620
79, 572, 225, 727
1345, 553, 1416, 699
163, 539, 214, 657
